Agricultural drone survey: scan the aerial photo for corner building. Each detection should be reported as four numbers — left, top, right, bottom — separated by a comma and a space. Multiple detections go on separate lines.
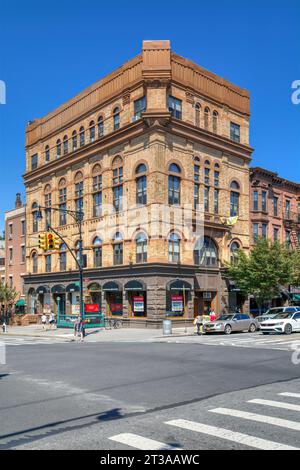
24, 40, 253, 326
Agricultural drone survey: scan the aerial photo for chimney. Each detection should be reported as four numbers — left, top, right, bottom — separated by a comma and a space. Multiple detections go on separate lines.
15, 193, 22, 209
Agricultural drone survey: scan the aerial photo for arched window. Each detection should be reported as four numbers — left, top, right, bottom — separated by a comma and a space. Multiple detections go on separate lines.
89, 121, 95, 143
45, 145, 50, 163
230, 241, 240, 265
230, 181, 240, 217
32, 251, 38, 274
136, 233, 147, 263
63, 135, 68, 155
136, 164, 147, 205
113, 232, 123, 265
92, 165, 102, 218
195, 103, 201, 127
204, 107, 210, 129
72, 130, 77, 151
113, 107, 120, 131
194, 237, 218, 267
98, 115, 104, 137
112, 157, 123, 213
56, 139, 61, 158
168, 164, 181, 205
79, 126, 85, 147
74, 173, 84, 215
59, 179, 67, 226
213, 111, 218, 133
59, 243, 67, 271
32, 202, 39, 233
93, 237, 102, 268
168, 232, 180, 263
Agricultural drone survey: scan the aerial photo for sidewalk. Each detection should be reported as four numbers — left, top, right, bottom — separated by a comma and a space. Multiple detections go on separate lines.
0, 324, 195, 342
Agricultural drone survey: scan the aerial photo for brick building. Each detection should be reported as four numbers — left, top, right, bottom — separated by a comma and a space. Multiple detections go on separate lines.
5, 194, 26, 301
23, 40, 253, 325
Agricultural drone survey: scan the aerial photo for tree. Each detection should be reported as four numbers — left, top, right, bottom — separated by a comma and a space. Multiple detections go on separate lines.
0, 281, 19, 319
227, 238, 294, 313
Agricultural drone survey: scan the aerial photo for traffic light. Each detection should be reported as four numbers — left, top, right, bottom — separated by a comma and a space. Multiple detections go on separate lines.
38, 233, 48, 251
47, 232, 60, 250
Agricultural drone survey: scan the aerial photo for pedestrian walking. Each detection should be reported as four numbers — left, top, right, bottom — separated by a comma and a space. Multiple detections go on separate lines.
194, 314, 204, 336
49, 311, 56, 329
41, 313, 47, 330
78, 319, 85, 342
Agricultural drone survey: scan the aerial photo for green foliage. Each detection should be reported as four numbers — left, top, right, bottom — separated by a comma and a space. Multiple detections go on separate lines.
0, 281, 19, 310
227, 238, 297, 311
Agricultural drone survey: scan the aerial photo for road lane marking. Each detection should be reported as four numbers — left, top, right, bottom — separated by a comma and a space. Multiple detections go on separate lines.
166, 419, 298, 450
209, 407, 300, 431
249, 399, 300, 412
279, 393, 300, 399
109, 433, 182, 450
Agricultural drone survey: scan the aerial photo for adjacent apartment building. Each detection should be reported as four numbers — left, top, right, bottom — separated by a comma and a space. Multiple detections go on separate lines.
250, 167, 300, 248
23, 40, 253, 325
5, 194, 26, 301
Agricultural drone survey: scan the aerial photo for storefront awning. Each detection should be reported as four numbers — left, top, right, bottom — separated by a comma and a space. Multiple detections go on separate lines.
66, 283, 80, 293
167, 279, 192, 291
36, 286, 50, 295
102, 281, 122, 292
88, 282, 101, 292
51, 284, 66, 294
124, 280, 146, 291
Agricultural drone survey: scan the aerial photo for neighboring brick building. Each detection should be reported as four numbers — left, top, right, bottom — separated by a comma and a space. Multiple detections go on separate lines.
5, 194, 26, 300
23, 40, 253, 325
250, 167, 300, 248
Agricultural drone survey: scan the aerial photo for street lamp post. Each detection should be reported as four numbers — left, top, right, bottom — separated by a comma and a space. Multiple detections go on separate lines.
36, 206, 85, 321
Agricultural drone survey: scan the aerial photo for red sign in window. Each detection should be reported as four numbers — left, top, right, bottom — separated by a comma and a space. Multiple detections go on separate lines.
85, 304, 99, 313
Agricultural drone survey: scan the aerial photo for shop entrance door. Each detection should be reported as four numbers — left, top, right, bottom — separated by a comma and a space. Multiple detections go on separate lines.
106, 292, 123, 316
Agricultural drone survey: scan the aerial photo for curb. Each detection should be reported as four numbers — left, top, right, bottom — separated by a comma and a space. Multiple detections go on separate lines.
0, 332, 73, 341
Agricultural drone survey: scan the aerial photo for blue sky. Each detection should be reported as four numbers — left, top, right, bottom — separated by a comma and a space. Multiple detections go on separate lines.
0, 0, 299, 231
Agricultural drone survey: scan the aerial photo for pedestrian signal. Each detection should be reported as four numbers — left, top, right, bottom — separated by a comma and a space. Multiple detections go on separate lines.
38, 233, 48, 251
47, 233, 60, 250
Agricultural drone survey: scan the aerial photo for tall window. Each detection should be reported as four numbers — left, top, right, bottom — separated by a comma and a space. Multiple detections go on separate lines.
89, 121, 95, 143
194, 237, 218, 267
59, 184, 67, 226
194, 164, 200, 210
45, 254, 51, 273
168, 163, 181, 205
72, 131, 77, 151
93, 237, 102, 267
195, 103, 201, 127
212, 111, 218, 133
59, 243, 67, 271
274, 227, 279, 242
253, 223, 259, 241
31, 154, 38, 170
204, 165, 210, 185
79, 127, 85, 147
98, 116, 104, 137
113, 232, 123, 265
56, 139, 61, 158
273, 196, 278, 216
285, 200, 291, 219
112, 158, 123, 213
204, 107, 210, 129
214, 189, 219, 214
168, 96, 182, 119
113, 107, 120, 131
136, 233, 147, 263
44, 190, 52, 230
253, 191, 258, 211
230, 242, 240, 265
230, 122, 240, 142
230, 181, 240, 217
93, 172, 102, 218
45, 145, 50, 163
32, 252, 38, 274
168, 232, 180, 263
204, 186, 209, 212
63, 135, 68, 155
262, 191, 267, 212
286, 230, 291, 247
136, 164, 147, 205
75, 178, 84, 214
134, 96, 146, 120
21, 246, 26, 263
32, 202, 39, 233
262, 223, 267, 239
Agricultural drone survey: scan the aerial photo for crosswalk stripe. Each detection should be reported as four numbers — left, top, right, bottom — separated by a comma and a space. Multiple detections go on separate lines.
209, 407, 300, 431
109, 433, 182, 450
279, 393, 300, 399
249, 399, 300, 412
166, 419, 298, 450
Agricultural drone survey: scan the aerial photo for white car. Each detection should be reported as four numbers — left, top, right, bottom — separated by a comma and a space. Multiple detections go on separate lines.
260, 311, 300, 335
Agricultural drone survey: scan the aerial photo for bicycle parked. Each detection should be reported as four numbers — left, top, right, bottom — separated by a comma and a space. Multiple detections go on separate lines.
104, 317, 123, 330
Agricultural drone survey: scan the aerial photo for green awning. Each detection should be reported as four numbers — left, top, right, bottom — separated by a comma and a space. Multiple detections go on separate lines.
15, 299, 25, 307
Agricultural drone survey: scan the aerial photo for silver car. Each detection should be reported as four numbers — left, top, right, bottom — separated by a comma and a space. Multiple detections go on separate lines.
204, 313, 258, 335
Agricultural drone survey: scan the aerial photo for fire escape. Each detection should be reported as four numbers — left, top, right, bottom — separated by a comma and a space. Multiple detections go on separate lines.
284, 211, 300, 249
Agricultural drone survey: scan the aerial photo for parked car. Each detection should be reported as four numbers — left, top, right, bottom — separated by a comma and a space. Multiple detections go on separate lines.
204, 313, 258, 335
260, 311, 300, 335
256, 313, 278, 329
264, 306, 300, 316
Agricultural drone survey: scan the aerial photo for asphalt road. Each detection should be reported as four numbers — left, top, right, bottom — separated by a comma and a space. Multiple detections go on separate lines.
0, 341, 300, 450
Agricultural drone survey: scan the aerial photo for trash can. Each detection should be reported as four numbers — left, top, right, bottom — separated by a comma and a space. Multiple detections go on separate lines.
163, 319, 172, 336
